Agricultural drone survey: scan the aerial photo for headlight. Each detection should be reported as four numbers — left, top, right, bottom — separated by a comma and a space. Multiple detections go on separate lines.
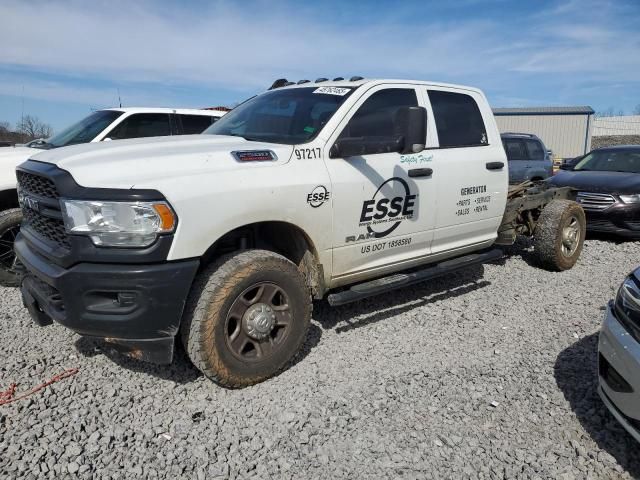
61, 200, 176, 247
617, 277, 640, 318
619, 194, 640, 204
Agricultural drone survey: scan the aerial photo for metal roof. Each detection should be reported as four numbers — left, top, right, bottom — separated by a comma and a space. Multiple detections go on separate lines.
493, 106, 594, 116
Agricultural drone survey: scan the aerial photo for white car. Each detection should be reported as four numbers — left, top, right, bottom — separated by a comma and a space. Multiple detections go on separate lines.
15, 78, 585, 386
0, 107, 226, 285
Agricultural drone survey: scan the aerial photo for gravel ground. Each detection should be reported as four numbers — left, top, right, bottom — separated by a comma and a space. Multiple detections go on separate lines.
1, 237, 640, 479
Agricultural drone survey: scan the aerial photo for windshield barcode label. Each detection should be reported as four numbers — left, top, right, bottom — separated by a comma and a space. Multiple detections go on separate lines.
313, 87, 351, 96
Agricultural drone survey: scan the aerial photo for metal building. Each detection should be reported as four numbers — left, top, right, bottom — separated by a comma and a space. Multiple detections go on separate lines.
493, 106, 595, 160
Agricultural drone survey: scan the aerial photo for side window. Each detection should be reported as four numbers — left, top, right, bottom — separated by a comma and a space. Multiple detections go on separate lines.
428, 90, 487, 148
504, 139, 527, 160
106, 113, 171, 140
180, 114, 216, 135
339, 88, 418, 139
525, 139, 544, 160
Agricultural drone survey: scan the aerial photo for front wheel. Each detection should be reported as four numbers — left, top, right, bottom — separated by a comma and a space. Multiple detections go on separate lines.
0, 208, 23, 287
181, 250, 311, 388
533, 200, 586, 271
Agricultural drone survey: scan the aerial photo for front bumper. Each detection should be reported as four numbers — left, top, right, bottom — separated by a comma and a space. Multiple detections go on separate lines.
16, 234, 199, 364
598, 302, 640, 442
585, 203, 640, 237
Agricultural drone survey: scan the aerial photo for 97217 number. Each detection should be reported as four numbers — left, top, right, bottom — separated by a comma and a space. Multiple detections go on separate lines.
295, 148, 321, 160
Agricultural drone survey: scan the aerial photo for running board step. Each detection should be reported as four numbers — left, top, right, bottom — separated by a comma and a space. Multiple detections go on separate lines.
327, 248, 503, 307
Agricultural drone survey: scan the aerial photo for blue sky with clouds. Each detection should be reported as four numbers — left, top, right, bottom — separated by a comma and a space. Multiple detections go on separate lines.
1, 0, 639, 132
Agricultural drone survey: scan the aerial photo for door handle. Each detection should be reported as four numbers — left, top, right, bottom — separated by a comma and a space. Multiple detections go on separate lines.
408, 168, 433, 178
486, 162, 504, 170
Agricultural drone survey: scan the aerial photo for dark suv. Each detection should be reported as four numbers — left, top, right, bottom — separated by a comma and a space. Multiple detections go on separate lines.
501, 133, 553, 184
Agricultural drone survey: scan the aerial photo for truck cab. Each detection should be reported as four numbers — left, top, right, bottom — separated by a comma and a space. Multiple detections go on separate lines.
15, 78, 584, 387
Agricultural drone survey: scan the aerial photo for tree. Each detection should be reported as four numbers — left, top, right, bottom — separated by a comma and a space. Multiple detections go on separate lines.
0, 121, 10, 133
633, 104, 640, 115
17, 115, 53, 140
596, 107, 624, 117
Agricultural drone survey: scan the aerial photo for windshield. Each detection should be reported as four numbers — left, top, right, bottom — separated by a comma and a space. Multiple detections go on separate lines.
44, 110, 124, 148
574, 150, 640, 174
204, 86, 355, 145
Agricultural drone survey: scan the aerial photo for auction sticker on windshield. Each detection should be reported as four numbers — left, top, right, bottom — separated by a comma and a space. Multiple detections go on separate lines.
313, 87, 351, 96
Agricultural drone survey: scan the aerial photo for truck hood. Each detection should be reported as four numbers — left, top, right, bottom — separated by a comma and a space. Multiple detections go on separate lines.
28, 135, 294, 189
549, 170, 640, 195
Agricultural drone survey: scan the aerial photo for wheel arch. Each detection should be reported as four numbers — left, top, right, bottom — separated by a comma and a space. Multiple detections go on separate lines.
0, 188, 19, 211
199, 221, 326, 299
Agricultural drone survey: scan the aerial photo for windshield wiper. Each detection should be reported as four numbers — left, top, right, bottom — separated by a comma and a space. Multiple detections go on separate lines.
225, 133, 266, 143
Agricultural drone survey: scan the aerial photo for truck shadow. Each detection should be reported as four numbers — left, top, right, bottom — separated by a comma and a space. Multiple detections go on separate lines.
74, 324, 323, 385
554, 332, 640, 477
500, 237, 539, 268
313, 264, 490, 333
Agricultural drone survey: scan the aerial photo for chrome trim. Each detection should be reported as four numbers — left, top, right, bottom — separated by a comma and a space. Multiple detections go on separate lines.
231, 150, 278, 162
576, 192, 616, 211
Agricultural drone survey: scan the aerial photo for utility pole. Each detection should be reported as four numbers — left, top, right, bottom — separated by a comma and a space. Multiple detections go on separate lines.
117, 88, 122, 108
21, 85, 25, 141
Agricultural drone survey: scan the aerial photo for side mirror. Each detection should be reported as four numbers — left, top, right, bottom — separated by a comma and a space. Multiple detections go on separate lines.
395, 106, 427, 154
103, 137, 113, 142
559, 163, 573, 171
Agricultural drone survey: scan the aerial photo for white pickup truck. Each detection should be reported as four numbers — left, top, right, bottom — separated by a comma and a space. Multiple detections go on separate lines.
0, 107, 226, 286
15, 78, 585, 387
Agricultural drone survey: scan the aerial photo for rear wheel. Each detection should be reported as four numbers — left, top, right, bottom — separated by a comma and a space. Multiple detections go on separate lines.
181, 249, 311, 388
0, 208, 23, 287
533, 200, 585, 271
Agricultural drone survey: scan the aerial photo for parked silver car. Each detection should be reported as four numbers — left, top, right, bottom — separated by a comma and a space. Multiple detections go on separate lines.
501, 133, 553, 184
599, 267, 640, 442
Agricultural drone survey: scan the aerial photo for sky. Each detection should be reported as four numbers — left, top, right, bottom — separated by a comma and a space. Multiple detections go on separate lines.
1, 0, 639, 132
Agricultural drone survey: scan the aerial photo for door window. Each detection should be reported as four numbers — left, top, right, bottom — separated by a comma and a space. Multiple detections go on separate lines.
106, 113, 171, 140
428, 90, 487, 148
339, 88, 418, 140
525, 139, 544, 160
503, 139, 528, 161
180, 114, 217, 134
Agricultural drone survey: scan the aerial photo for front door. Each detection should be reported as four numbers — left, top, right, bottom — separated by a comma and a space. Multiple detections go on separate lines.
324, 85, 438, 283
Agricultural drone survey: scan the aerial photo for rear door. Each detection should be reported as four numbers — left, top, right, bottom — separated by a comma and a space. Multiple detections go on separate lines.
503, 138, 528, 183
425, 88, 508, 254
177, 114, 218, 135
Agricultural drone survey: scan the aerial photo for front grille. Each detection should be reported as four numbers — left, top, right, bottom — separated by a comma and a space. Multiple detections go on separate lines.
16, 171, 59, 199
22, 208, 70, 249
577, 192, 616, 211
17, 170, 70, 250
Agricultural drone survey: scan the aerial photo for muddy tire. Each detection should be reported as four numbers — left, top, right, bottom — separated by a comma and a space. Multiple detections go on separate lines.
533, 200, 585, 271
0, 208, 23, 287
181, 249, 311, 388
